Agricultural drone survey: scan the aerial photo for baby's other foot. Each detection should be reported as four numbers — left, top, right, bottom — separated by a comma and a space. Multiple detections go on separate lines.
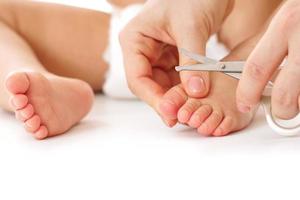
5, 72, 94, 139
160, 72, 255, 136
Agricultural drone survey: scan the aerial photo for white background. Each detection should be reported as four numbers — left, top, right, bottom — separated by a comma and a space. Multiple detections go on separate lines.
1, 96, 300, 200
1, 1, 300, 200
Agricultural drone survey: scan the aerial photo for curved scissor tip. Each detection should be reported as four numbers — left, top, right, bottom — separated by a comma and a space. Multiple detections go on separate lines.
262, 97, 300, 137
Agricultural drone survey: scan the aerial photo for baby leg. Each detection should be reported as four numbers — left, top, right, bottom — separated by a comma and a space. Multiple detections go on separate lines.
219, 0, 282, 49
0, 1, 110, 139
108, 0, 145, 7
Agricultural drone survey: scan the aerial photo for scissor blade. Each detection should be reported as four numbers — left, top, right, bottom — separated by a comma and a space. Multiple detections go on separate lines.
175, 63, 244, 73
224, 72, 242, 80
221, 61, 246, 69
175, 64, 223, 72
179, 48, 217, 64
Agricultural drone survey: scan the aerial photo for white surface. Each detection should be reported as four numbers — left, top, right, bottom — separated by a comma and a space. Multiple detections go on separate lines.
1, 1, 300, 200
1, 95, 300, 200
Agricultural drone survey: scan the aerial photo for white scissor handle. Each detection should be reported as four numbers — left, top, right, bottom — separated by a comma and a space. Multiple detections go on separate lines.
262, 96, 300, 136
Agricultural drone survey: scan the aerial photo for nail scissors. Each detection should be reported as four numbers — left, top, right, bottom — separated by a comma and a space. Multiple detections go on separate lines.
175, 48, 300, 136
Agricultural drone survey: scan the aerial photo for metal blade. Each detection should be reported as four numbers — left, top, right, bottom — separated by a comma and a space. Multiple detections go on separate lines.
224, 72, 242, 80
179, 48, 217, 64
175, 63, 244, 73
219, 61, 245, 70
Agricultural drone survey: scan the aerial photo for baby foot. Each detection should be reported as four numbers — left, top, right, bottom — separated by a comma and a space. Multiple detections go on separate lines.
159, 72, 256, 136
5, 72, 94, 139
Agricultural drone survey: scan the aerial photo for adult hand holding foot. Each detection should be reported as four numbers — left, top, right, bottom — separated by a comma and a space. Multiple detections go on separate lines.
120, 0, 233, 126
237, 0, 300, 120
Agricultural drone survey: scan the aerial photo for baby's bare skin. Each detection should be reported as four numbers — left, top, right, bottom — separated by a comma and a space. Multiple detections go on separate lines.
0, 1, 110, 139
0, 0, 145, 139
108, 0, 145, 7
220, 0, 283, 50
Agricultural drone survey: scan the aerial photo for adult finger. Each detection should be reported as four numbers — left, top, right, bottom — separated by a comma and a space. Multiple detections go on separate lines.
120, 31, 165, 112
271, 32, 300, 119
176, 25, 211, 98
236, 15, 288, 113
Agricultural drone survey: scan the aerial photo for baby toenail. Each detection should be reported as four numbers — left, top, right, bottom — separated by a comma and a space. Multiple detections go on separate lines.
199, 124, 208, 134
188, 76, 205, 94
183, 109, 189, 116
163, 118, 174, 127
179, 109, 189, 120
9, 98, 15, 108
20, 110, 28, 118
12, 99, 21, 108
196, 119, 203, 126
214, 128, 223, 136
26, 122, 33, 128
13, 96, 28, 108
237, 102, 251, 113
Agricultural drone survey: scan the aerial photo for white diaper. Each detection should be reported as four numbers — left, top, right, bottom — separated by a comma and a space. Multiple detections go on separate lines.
103, 4, 229, 99
102, 4, 143, 99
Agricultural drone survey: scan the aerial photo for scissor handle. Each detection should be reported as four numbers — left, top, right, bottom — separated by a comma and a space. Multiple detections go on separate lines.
262, 97, 300, 136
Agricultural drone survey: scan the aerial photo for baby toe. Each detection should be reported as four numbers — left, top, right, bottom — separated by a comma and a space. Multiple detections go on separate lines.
159, 84, 188, 120
198, 111, 223, 136
34, 126, 49, 140
213, 117, 235, 137
24, 115, 41, 133
162, 118, 178, 128
10, 94, 28, 110
188, 104, 213, 128
178, 99, 202, 124
5, 72, 30, 94
15, 104, 34, 122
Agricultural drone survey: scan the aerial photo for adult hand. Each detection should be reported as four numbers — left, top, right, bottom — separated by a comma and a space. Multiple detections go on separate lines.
120, 0, 233, 125
236, 0, 300, 119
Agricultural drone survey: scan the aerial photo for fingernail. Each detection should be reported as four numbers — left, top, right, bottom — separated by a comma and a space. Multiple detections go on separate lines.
9, 98, 15, 108
20, 110, 28, 119
188, 76, 205, 94
163, 119, 171, 127
237, 102, 251, 113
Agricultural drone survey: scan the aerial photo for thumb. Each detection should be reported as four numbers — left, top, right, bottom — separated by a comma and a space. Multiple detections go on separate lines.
177, 30, 210, 98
